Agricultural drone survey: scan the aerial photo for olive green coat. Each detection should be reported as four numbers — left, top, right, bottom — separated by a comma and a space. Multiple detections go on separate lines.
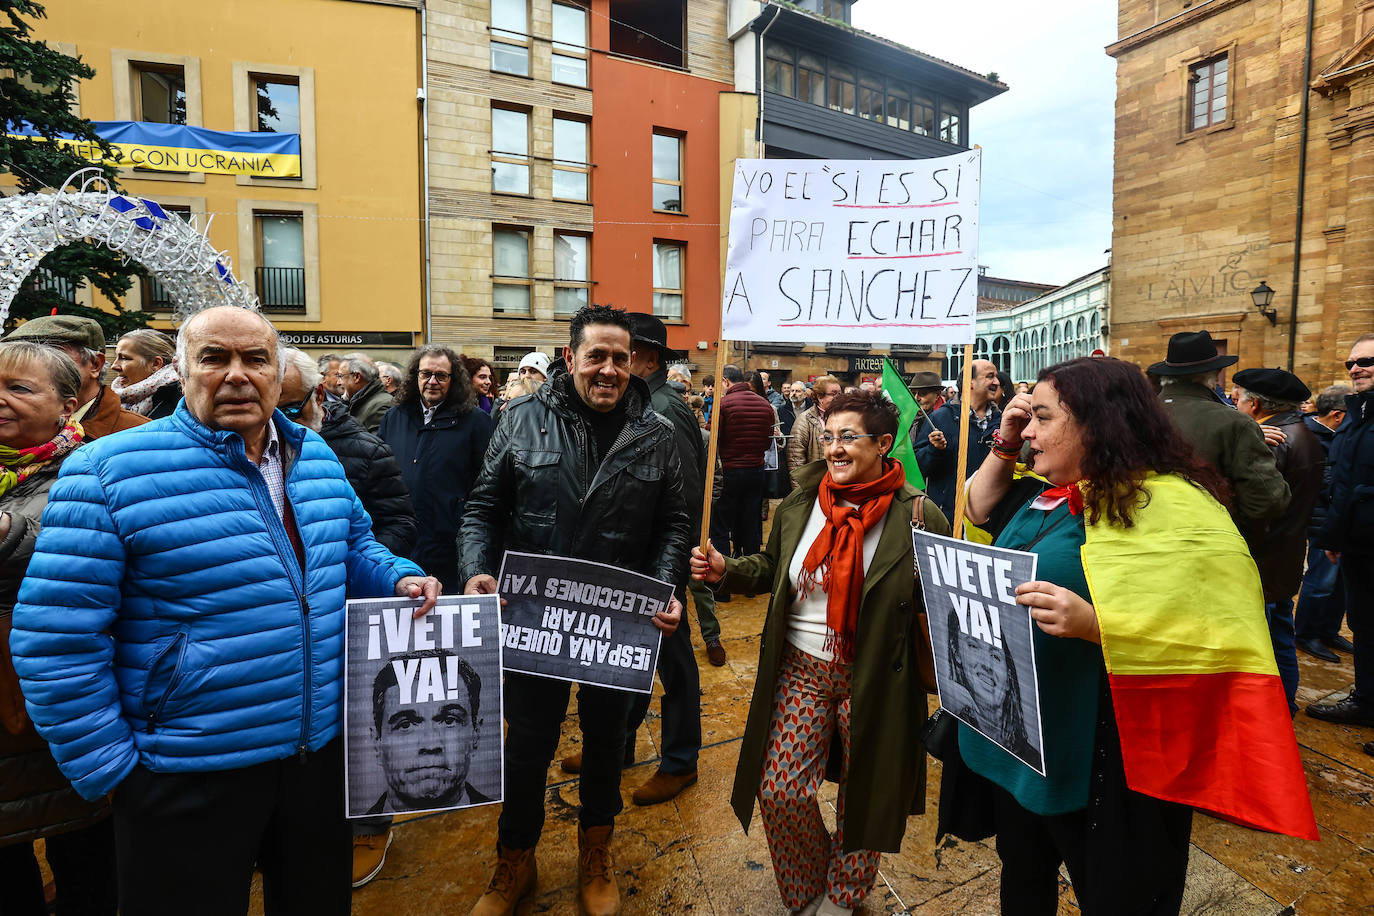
724, 460, 949, 853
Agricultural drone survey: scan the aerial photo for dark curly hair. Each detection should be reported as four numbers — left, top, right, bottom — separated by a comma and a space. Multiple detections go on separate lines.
399, 344, 477, 413
460, 354, 495, 394
825, 389, 899, 439
1038, 356, 1230, 527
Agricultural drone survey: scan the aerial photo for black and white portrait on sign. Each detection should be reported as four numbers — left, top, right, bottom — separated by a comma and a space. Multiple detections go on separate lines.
344, 595, 503, 817
913, 529, 1045, 775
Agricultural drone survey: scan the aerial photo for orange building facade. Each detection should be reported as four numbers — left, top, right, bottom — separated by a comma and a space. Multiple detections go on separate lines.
590, 41, 728, 359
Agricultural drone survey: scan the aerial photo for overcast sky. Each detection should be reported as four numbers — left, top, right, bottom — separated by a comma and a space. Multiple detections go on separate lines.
851, 1, 1118, 286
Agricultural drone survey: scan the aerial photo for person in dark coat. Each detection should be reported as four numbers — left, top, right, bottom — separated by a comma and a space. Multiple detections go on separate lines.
0, 341, 115, 915
1307, 332, 1374, 740
914, 358, 1002, 519
341, 352, 395, 434
1234, 368, 1325, 715
907, 370, 947, 452
710, 364, 776, 561
379, 345, 493, 593
1150, 331, 1290, 548
1295, 384, 1354, 661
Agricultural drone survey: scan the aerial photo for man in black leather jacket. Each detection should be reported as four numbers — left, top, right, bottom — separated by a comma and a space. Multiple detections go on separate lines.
1295, 385, 1353, 662
459, 305, 688, 916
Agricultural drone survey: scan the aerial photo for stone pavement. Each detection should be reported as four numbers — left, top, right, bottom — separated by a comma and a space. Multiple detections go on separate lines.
329, 591, 1373, 915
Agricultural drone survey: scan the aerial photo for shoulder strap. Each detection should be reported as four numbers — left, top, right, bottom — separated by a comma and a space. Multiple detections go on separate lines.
911, 493, 928, 531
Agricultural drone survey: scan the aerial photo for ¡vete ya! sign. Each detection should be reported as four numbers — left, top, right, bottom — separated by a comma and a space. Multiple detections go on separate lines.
721, 151, 980, 347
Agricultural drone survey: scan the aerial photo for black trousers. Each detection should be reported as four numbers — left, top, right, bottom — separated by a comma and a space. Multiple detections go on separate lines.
499, 672, 632, 849
0, 818, 117, 916
625, 583, 702, 774
710, 466, 766, 558
111, 739, 350, 916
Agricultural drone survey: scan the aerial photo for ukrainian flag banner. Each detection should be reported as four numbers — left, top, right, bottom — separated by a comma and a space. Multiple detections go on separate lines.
8, 121, 301, 178
1081, 473, 1319, 840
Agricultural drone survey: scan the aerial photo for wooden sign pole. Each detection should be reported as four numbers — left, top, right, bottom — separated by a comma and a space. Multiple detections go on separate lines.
950, 341, 975, 539
699, 340, 731, 551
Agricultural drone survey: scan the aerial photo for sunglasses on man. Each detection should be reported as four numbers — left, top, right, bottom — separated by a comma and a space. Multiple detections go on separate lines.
278, 399, 309, 420
1345, 356, 1374, 371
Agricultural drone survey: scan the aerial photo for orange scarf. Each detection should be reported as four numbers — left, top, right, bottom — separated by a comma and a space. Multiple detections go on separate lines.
799, 458, 906, 662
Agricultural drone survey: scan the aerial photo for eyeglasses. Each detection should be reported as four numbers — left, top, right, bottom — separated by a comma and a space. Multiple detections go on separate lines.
278, 399, 308, 420
418, 370, 451, 382
1345, 356, 1374, 371
818, 432, 878, 446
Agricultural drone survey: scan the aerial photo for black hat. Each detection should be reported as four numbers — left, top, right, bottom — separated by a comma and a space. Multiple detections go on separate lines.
1233, 367, 1311, 403
1147, 330, 1239, 376
627, 312, 685, 362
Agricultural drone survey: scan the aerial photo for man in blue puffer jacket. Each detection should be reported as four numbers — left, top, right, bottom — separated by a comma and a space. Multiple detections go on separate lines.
9, 306, 437, 916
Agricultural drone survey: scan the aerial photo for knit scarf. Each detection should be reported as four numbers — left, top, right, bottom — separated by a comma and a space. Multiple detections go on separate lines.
0, 421, 83, 498
798, 458, 905, 662
111, 364, 180, 416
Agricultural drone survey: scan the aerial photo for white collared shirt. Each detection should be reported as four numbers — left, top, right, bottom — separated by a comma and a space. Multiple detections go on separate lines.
255, 420, 286, 520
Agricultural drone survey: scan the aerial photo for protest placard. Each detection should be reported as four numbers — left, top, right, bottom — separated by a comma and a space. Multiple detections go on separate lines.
721, 151, 980, 347
497, 551, 670, 694
912, 529, 1045, 774
344, 595, 503, 818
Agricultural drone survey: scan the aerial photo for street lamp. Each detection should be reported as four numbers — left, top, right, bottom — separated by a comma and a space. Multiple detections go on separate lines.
1251, 281, 1277, 325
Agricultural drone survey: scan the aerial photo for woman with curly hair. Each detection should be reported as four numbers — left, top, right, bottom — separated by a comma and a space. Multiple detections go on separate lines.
948, 355, 1315, 915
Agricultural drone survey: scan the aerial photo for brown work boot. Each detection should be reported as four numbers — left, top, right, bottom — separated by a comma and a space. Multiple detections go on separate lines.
632, 768, 698, 806
469, 842, 537, 916
561, 750, 583, 774
705, 637, 727, 667
577, 825, 620, 916
351, 829, 393, 888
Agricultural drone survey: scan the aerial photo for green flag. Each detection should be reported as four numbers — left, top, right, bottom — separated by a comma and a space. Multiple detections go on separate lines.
882, 358, 925, 490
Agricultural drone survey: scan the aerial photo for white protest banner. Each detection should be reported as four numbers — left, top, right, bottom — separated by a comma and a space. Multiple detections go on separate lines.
913, 528, 1045, 774
344, 595, 503, 818
721, 151, 981, 346
497, 551, 670, 694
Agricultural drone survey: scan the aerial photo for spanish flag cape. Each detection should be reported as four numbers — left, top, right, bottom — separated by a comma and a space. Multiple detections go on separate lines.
1081, 472, 1318, 840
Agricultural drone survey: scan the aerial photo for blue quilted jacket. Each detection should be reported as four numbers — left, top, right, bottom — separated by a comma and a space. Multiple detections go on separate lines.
9, 403, 424, 800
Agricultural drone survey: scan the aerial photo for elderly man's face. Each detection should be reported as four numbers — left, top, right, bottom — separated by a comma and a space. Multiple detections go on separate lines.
374, 673, 478, 809
916, 388, 943, 412
279, 364, 323, 433
970, 360, 1000, 406
1348, 338, 1374, 393
180, 308, 281, 437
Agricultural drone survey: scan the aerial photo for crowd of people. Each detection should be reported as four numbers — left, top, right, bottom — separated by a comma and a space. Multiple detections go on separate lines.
0, 303, 1366, 916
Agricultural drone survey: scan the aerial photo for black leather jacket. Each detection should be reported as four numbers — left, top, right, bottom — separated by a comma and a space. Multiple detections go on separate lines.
320, 402, 418, 560
458, 365, 691, 587
1252, 410, 1325, 601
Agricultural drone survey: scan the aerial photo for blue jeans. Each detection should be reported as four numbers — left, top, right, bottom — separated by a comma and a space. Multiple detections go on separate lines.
1294, 543, 1345, 642
1265, 600, 1300, 716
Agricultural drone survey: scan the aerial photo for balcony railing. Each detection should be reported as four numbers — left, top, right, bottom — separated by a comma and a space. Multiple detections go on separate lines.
256, 266, 306, 311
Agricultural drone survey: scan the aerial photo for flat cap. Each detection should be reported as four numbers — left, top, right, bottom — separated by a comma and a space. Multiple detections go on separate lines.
909, 370, 943, 391
1233, 367, 1310, 403
4, 314, 105, 351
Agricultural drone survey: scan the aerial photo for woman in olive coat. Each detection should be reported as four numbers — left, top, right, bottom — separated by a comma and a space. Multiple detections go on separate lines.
694, 390, 947, 916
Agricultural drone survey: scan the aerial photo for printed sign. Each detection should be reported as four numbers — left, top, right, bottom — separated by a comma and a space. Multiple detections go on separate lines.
912, 529, 1045, 774
344, 595, 503, 818
497, 551, 670, 694
721, 152, 980, 346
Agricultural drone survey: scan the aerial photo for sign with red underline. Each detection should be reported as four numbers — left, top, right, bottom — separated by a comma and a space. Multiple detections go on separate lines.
721, 151, 980, 346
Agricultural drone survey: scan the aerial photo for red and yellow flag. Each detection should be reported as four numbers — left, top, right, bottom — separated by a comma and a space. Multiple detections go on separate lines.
1081, 473, 1318, 840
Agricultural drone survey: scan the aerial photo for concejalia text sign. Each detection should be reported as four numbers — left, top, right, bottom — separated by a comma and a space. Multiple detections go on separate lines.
497, 551, 671, 694
721, 151, 980, 347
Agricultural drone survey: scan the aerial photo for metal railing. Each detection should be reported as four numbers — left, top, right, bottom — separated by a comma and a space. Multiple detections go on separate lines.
256, 266, 306, 311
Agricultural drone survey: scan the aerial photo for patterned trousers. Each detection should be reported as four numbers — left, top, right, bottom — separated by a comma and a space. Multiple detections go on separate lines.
758, 643, 882, 910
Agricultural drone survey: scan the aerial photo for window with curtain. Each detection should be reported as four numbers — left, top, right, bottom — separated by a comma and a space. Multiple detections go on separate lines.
493, 227, 531, 315
554, 232, 590, 316
652, 242, 683, 319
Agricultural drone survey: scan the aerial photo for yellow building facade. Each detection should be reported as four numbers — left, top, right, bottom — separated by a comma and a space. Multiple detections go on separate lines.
20, 0, 425, 358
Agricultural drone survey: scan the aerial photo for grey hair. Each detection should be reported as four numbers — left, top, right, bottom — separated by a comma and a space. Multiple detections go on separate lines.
175, 306, 287, 381
1315, 384, 1353, 415
283, 347, 322, 390
0, 340, 83, 402
1234, 386, 1299, 416
316, 353, 339, 375
342, 351, 378, 382
1158, 369, 1220, 388
667, 363, 693, 384
377, 361, 403, 386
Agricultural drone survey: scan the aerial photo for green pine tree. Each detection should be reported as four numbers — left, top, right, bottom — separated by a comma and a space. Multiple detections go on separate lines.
0, 0, 147, 335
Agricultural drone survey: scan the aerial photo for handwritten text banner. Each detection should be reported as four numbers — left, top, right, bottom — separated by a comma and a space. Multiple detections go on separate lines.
721, 152, 980, 346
